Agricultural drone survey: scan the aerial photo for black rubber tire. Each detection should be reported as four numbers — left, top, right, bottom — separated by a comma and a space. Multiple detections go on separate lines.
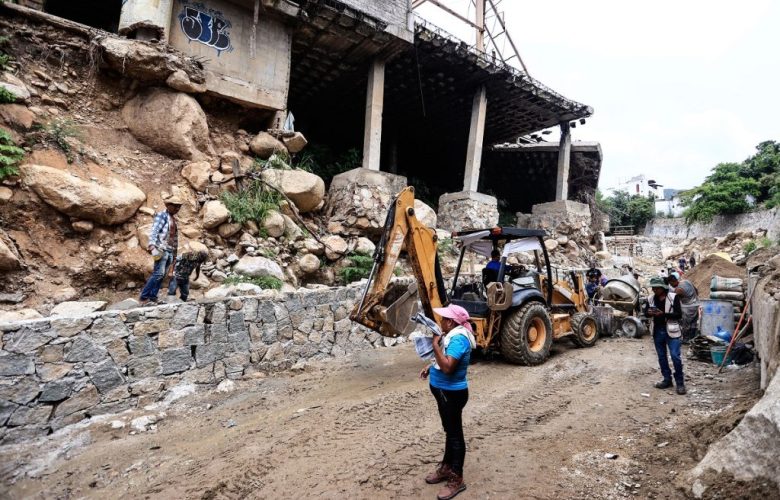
500, 302, 553, 365
621, 316, 647, 339
571, 312, 599, 348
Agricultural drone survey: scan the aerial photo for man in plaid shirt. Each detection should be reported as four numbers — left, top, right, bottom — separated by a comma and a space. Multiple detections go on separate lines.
139, 195, 183, 305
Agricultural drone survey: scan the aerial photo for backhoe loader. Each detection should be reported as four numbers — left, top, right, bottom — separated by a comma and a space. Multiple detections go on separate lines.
350, 187, 599, 365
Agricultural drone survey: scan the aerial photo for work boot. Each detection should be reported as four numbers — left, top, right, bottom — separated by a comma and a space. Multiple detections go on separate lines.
654, 379, 672, 389
437, 473, 466, 500
425, 463, 452, 484
676, 385, 687, 395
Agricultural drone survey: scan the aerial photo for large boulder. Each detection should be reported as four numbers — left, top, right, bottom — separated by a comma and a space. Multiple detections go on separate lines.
181, 161, 212, 192
414, 200, 437, 229
201, 200, 230, 229
232, 256, 284, 280
249, 132, 287, 159
122, 88, 214, 160
20, 164, 146, 225
261, 169, 325, 213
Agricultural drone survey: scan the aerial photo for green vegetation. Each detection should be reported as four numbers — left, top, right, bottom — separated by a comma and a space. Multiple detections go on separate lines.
339, 252, 373, 284
220, 181, 281, 225
681, 141, 780, 223
0, 87, 16, 104
436, 237, 456, 263
293, 146, 360, 182
760, 237, 773, 248
596, 190, 656, 229
743, 240, 757, 254
0, 128, 24, 181
223, 274, 283, 290
253, 150, 292, 171
31, 119, 81, 162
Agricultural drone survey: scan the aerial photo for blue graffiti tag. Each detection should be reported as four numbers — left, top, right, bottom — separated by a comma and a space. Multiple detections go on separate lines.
179, 2, 232, 55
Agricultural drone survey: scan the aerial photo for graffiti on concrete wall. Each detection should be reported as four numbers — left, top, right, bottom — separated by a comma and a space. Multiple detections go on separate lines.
178, 1, 233, 55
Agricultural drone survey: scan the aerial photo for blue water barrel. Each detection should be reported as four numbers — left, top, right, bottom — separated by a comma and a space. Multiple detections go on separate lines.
700, 299, 735, 338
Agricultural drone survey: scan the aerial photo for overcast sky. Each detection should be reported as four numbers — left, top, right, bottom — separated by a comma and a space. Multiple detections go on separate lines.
416, 0, 780, 192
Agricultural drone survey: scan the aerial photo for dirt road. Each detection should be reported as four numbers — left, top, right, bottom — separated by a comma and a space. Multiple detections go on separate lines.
2, 337, 761, 499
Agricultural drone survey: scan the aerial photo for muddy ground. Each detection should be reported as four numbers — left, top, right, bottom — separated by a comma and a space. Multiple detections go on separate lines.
0, 337, 762, 500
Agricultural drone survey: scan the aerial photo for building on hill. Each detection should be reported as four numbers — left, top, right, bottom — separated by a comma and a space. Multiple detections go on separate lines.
8, 0, 602, 230
655, 188, 685, 217
607, 174, 663, 199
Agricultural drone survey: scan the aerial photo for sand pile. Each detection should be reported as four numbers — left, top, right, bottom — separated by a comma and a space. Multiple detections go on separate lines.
685, 254, 745, 298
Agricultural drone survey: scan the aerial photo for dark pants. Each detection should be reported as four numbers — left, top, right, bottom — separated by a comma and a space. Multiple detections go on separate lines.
430, 385, 469, 476
139, 250, 174, 301
653, 328, 684, 386
167, 277, 190, 301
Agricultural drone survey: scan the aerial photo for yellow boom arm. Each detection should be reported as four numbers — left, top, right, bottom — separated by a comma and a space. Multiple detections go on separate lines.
349, 187, 445, 337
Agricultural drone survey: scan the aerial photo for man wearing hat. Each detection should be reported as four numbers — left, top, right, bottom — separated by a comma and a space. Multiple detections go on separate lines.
139, 195, 183, 305
645, 277, 686, 394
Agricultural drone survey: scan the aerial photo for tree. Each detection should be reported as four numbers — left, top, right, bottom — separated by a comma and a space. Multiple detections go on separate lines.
679, 140, 779, 224
597, 189, 655, 229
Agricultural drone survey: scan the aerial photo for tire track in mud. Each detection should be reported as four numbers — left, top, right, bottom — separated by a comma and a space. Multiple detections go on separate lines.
193, 355, 601, 498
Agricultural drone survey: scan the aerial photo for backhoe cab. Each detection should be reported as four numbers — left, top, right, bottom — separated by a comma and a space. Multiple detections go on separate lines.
350, 187, 599, 365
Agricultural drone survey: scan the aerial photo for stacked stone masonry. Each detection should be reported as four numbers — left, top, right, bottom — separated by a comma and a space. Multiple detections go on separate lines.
0, 285, 398, 444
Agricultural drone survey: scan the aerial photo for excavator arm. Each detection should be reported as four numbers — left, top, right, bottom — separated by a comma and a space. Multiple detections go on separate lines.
350, 187, 447, 337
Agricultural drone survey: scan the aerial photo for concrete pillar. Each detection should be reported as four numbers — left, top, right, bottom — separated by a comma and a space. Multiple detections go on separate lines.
362, 59, 385, 172
555, 121, 572, 201
119, 0, 174, 40
463, 85, 487, 192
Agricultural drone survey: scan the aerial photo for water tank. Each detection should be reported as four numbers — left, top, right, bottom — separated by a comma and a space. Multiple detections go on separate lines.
700, 299, 735, 338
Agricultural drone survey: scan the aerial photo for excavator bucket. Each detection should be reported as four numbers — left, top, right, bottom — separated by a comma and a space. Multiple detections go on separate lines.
378, 282, 420, 337
351, 281, 420, 338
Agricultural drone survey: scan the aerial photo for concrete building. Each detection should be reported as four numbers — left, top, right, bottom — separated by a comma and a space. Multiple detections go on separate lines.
15, 0, 597, 230
655, 188, 685, 217
609, 174, 663, 199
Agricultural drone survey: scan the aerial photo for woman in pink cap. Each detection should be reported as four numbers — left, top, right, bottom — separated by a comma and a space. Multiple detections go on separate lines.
420, 304, 476, 500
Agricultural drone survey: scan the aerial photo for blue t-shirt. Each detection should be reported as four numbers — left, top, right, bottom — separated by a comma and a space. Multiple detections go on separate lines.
485, 260, 501, 272
429, 333, 471, 391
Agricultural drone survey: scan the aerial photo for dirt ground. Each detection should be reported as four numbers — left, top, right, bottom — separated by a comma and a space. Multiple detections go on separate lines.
0, 336, 762, 500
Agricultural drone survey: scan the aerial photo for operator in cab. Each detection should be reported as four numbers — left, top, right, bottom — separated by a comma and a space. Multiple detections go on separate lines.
419, 304, 476, 500
485, 249, 501, 272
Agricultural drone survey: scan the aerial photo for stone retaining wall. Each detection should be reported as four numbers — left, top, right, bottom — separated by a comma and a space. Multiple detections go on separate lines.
0, 285, 396, 444
644, 207, 780, 240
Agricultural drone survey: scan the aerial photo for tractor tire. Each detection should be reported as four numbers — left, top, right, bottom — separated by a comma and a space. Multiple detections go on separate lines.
500, 302, 553, 365
571, 312, 599, 348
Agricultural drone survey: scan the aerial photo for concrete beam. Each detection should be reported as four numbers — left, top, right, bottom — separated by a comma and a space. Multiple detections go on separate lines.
463, 85, 487, 192
555, 121, 572, 201
362, 59, 385, 172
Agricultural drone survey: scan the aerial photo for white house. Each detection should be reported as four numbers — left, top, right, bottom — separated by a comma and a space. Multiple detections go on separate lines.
608, 174, 663, 199
655, 188, 685, 217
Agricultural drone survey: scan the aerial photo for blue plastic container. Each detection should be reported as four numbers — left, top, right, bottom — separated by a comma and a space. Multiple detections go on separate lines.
710, 346, 733, 365
700, 300, 735, 338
